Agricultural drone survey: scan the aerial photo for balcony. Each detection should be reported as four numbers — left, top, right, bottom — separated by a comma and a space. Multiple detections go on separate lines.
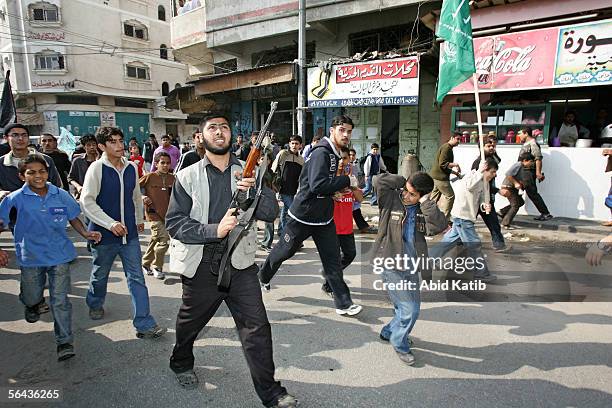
170, 5, 214, 76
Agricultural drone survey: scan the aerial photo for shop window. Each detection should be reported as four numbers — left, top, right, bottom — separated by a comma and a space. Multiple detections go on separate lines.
160, 44, 168, 60
29, 2, 59, 22
126, 63, 150, 80
251, 42, 315, 67
34, 50, 65, 70
161, 81, 169, 96
123, 20, 148, 40
158, 5, 166, 21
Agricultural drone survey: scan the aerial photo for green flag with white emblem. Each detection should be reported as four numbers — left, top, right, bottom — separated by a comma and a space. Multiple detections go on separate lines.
436, 0, 476, 103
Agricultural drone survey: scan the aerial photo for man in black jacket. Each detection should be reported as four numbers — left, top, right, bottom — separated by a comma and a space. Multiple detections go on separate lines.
258, 115, 362, 316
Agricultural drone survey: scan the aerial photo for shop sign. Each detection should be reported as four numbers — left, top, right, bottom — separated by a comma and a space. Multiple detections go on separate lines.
444, 18, 612, 94
307, 57, 420, 107
554, 20, 612, 86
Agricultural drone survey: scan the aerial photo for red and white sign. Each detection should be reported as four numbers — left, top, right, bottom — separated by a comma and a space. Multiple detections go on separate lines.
447, 27, 559, 93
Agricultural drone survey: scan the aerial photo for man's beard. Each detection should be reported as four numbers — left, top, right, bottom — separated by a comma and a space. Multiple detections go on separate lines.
203, 138, 231, 155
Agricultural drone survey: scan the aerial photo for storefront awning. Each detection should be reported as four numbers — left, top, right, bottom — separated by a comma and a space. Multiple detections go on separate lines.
165, 85, 216, 114
192, 63, 295, 96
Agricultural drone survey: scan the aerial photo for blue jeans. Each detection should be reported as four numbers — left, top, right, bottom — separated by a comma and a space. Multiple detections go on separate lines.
279, 194, 294, 236
363, 175, 377, 204
429, 217, 490, 277
380, 269, 420, 354
87, 238, 156, 332
20, 264, 73, 345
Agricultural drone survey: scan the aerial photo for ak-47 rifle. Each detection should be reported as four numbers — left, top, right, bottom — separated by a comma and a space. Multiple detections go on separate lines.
217, 101, 278, 290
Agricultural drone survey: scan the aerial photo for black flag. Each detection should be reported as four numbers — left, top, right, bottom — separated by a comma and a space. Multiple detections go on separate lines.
0, 70, 16, 129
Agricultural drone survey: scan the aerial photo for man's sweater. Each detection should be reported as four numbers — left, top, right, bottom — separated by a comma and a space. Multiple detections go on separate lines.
0, 150, 62, 193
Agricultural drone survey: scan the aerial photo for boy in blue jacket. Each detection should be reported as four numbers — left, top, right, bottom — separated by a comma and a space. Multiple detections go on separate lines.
0, 154, 101, 361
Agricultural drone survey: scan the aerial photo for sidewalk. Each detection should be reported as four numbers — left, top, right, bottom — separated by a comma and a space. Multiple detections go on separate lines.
359, 202, 610, 243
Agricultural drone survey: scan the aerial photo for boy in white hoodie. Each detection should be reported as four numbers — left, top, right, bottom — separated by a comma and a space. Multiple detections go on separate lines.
429, 157, 498, 282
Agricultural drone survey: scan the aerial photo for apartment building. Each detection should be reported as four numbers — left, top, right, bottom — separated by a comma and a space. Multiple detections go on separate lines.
0, 0, 190, 144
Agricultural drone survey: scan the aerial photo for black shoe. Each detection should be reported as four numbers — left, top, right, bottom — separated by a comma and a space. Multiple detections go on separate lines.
321, 283, 333, 297
136, 324, 167, 339
24, 306, 40, 323
57, 343, 76, 361
270, 393, 298, 408
533, 214, 553, 221
36, 300, 50, 314
89, 307, 104, 320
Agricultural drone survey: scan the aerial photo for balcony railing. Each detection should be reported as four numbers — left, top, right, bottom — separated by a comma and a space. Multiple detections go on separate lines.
171, 5, 206, 50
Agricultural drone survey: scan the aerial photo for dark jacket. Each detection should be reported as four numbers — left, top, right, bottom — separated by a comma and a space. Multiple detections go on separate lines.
288, 137, 349, 225
430, 143, 454, 181
0, 150, 63, 193
372, 173, 447, 275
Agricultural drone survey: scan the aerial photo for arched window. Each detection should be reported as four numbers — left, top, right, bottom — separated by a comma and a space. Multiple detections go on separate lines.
160, 44, 168, 60
35, 50, 65, 70
162, 82, 169, 96
158, 5, 166, 21
175, 83, 181, 89
29, 1, 59, 22
123, 20, 148, 40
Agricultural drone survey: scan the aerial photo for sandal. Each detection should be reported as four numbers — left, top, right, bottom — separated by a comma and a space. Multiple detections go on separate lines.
176, 370, 199, 389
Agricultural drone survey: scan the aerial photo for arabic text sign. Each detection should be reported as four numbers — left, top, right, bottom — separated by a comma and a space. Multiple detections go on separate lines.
555, 20, 612, 86
449, 27, 558, 93
307, 57, 420, 108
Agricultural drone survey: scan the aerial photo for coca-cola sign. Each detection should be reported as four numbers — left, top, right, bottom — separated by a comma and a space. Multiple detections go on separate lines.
446, 27, 558, 93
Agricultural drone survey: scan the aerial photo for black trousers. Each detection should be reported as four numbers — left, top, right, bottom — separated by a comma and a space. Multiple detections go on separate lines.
352, 208, 369, 230
259, 218, 354, 309
323, 234, 356, 291
478, 203, 505, 249
170, 263, 285, 406
523, 170, 550, 215
500, 188, 525, 227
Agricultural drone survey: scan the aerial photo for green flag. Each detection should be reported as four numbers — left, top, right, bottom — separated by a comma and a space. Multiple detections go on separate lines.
436, 0, 476, 103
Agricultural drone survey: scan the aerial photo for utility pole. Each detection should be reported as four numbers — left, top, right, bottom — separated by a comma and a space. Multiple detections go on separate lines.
297, 0, 306, 139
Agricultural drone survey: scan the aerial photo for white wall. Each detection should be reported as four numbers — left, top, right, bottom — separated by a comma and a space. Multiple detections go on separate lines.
453, 145, 611, 221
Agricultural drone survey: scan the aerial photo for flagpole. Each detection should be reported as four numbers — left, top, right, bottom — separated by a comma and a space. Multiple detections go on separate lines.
472, 73, 490, 213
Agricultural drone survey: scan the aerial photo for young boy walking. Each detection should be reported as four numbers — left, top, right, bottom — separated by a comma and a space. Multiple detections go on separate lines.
373, 171, 446, 365
80, 127, 166, 339
129, 144, 145, 177
322, 147, 362, 294
0, 154, 101, 361
498, 152, 535, 229
140, 152, 175, 279
429, 157, 499, 282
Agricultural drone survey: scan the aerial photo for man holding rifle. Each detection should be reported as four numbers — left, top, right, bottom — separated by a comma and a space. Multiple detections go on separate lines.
165, 113, 296, 407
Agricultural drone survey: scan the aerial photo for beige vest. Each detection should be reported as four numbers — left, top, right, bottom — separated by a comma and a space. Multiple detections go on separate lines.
169, 159, 258, 278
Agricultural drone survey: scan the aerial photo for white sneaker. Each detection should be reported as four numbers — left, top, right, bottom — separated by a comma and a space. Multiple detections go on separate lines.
336, 304, 362, 316
152, 268, 165, 280
143, 266, 153, 276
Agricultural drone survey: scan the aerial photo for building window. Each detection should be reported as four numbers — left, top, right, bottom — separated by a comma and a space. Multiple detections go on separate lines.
214, 58, 237, 74
35, 50, 65, 70
161, 82, 169, 96
158, 5, 166, 21
29, 2, 59, 22
56, 95, 99, 105
160, 44, 168, 60
348, 24, 433, 55
123, 21, 148, 40
115, 97, 148, 108
251, 42, 315, 67
126, 63, 150, 80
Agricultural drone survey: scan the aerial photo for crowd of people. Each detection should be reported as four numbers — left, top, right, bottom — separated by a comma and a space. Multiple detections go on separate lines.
0, 115, 610, 407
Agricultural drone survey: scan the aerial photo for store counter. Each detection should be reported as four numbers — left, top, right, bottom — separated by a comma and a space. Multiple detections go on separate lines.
452, 145, 611, 221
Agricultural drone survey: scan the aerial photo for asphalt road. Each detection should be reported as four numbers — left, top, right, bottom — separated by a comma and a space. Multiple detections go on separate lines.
1, 223, 611, 408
